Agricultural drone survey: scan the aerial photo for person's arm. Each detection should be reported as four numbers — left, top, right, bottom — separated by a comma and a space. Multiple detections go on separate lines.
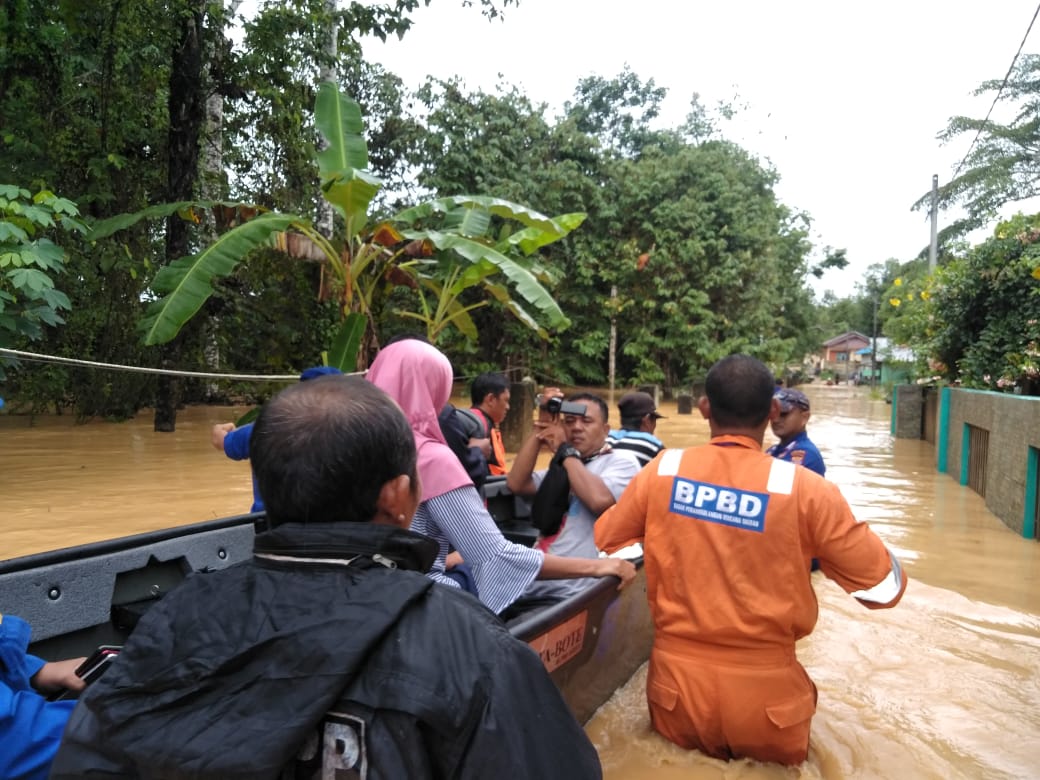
507, 388, 565, 495
538, 553, 636, 590
210, 422, 235, 452
505, 430, 543, 496
805, 475, 907, 609
221, 422, 254, 461
0, 615, 81, 780
426, 489, 545, 613
468, 437, 492, 459
30, 658, 87, 696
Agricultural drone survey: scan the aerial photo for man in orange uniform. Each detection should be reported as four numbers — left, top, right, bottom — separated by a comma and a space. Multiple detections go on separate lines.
595, 354, 907, 765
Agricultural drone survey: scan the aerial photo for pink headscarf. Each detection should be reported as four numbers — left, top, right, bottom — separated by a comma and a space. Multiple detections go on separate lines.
367, 339, 473, 502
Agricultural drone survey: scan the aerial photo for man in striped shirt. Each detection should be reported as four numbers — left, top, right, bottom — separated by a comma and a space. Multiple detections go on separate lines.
608, 391, 666, 468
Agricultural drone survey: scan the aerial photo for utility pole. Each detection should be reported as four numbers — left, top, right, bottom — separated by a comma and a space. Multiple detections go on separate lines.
929, 174, 938, 271
872, 297, 879, 387
608, 284, 617, 403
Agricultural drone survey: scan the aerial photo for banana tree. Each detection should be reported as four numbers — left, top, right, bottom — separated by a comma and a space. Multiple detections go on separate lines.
86, 83, 581, 370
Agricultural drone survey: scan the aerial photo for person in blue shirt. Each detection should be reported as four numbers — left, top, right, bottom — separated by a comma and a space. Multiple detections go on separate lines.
768, 387, 826, 573
1, 613, 86, 780
766, 388, 826, 477
210, 367, 343, 513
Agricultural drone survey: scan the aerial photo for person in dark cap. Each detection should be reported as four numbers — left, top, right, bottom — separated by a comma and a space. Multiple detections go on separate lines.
608, 390, 666, 468
210, 366, 344, 513
766, 388, 825, 477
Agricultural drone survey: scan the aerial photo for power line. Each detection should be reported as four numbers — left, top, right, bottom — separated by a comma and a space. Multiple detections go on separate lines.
950, 1, 1040, 182
0, 348, 364, 381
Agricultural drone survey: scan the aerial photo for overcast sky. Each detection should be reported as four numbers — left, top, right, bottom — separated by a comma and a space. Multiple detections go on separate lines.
355, 0, 1040, 298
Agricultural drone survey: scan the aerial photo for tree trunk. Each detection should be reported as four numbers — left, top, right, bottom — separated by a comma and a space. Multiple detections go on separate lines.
155, 0, 207, 432
315, 0, 338, 239
199, 0, 240, 401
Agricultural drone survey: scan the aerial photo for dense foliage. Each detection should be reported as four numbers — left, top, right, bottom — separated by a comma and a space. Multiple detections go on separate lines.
884, 214, 1040, 392
0, 186, 81, 355
5, 0, 1039, 418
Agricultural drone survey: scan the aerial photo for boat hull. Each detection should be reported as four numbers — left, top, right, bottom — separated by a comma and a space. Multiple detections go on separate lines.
0, 513, 651, 724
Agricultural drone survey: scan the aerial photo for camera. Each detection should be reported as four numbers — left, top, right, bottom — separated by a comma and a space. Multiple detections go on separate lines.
538, 395, 587, 417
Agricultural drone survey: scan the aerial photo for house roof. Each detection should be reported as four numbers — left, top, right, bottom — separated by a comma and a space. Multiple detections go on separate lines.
822, 331, 870, 348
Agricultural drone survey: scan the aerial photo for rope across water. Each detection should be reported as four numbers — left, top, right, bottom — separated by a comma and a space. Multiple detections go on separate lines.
0, 347, 364, 382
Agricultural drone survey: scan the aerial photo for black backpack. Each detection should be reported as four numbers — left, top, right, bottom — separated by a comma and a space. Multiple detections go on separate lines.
530, 461, 571, 537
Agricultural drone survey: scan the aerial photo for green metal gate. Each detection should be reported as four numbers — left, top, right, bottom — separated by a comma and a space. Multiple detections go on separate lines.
964, 424, 989, 498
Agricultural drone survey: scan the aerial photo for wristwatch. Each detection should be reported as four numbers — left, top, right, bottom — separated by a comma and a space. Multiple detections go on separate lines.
555, 443, 582, 464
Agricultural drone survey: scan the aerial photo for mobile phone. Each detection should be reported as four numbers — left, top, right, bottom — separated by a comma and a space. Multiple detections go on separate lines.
75, 645, 121, 684
48, 645, 122, 701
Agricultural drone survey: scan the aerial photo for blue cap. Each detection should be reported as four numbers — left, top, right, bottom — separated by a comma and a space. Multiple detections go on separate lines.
299, 366, 343, 382
775, 388, 810, 412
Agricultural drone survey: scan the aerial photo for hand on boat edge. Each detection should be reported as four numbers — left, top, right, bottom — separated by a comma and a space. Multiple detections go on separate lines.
599, 557, 637, 590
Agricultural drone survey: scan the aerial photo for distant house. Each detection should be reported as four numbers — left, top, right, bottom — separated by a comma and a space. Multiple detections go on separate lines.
855, 337, 916, 384
820, 331, 871, 379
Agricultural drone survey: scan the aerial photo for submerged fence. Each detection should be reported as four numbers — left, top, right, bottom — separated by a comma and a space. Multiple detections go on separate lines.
893, 385, 1040, 539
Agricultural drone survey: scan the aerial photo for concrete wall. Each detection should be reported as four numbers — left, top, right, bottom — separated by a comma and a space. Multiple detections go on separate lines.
940, 387, 1040, 537
892, 385, 925, 439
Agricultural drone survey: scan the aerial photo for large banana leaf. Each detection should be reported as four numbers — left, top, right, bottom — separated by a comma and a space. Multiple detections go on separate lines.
484, 280, 550, 339
321, 168, 381, 239
86, 200, 264, 241
87, 201, 200, 241
405, 229, 569, 329
393, 196, 570, 235
442, 206, 491, 237
315, 82, 368, 175
498, 212, 587, 255
139, 213, 301, 345
314, 82, 379, 237
326, 312, 365, 372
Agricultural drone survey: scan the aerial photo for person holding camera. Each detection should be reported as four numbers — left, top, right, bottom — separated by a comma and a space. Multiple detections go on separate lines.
367, 340, 636, 616
507, 389, 642, 603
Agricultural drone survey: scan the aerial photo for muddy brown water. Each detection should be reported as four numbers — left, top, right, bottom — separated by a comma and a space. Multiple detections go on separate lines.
2, 384, 1038, 778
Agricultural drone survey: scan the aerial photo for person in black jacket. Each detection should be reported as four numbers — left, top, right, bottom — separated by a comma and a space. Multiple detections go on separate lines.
50, 375, 602, 780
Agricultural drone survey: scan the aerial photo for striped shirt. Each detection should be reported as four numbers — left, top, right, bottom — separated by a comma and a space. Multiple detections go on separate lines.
608, 429, 665, 468
413, 487, 544, 615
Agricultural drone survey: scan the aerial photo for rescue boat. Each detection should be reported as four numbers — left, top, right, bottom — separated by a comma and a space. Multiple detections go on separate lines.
0, 480, 651, 725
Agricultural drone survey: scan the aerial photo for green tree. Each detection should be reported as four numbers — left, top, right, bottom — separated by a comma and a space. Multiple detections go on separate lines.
0, 0, 519, 420
0, 186, 83, 358
915, 213, 1040, 392
414, 71, 818, 388
913, 53, 1040, 244
90, 86, 577, 369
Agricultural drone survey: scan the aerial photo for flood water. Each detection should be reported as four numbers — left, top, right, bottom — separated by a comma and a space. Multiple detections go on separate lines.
2, 384, 1039, 778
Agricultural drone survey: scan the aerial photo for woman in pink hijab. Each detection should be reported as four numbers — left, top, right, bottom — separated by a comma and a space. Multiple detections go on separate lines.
368, 338, 634, 615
